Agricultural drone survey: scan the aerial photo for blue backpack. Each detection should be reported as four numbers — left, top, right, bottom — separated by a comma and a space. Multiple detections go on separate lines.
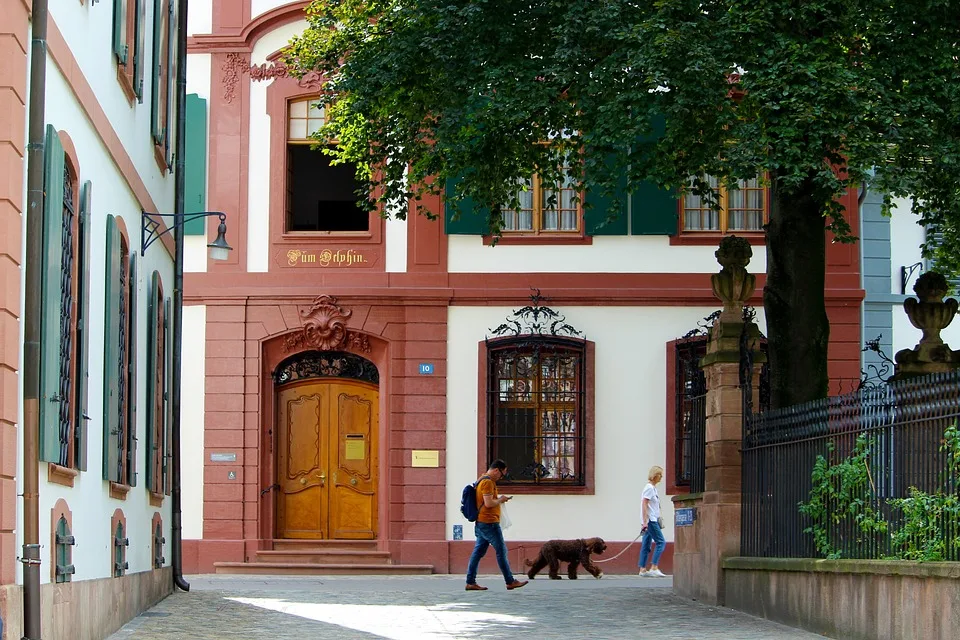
459, 475, 490, 522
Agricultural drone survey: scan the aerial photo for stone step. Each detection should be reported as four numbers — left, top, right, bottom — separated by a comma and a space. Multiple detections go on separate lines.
269, 539, 379, 551
255, 550, 392, 565
214, 562, 433, 576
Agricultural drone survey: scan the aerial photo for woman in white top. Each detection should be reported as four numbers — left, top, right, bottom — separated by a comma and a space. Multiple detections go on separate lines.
638, 465, 667, 577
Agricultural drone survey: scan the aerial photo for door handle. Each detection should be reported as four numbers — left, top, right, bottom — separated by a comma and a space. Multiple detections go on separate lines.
318, 472, 326, 486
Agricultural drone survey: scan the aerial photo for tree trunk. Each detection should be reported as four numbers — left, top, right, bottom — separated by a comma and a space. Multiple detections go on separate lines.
764, 172, 830, 409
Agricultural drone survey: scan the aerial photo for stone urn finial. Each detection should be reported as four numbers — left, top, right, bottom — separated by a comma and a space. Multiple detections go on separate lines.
892, 271, 960, 378
711, 236, 756, 322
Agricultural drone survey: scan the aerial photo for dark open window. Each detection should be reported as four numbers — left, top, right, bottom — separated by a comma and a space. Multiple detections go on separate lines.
486, 337, 585, 486
673, 337, 708, 493
285, 97, 368, 233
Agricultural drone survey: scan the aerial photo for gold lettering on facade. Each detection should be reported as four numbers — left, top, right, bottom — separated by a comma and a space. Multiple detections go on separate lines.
285, 249, 369, 267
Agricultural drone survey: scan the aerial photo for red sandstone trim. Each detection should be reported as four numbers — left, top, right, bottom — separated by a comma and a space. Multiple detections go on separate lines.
188, 2, 309, 53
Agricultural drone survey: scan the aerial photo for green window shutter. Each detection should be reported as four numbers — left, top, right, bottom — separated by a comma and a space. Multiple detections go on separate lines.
75, 181, 93, 472
444, 177, 489, 235
629, 114, 679, 235
165, 0, 178, 166
103, 215, 122, 482
582, 153, 628, 236
113, 0, 128, 64
127, 253, 139, 487
39, 125, 65, 463
145, 271, 159, 492
630, 181, 679, 235
150, 0, 166, 146
133, 0, 147, 101
163, 297, 172, 495
184, 95, 208, 234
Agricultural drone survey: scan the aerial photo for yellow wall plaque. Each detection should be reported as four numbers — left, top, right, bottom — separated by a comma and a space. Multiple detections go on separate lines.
411, 450, 439, 468
345, 439, 365, 460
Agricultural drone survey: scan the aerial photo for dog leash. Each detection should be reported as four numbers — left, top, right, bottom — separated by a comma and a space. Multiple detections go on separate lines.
593, 530, 646, 563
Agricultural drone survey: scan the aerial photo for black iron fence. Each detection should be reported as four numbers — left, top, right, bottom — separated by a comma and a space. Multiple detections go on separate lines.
741, 369, 960, 560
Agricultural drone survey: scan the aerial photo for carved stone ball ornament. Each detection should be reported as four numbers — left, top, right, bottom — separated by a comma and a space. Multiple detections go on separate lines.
711, 235, 756, 322
282, 295, 371, 354
893, 271, 960, 377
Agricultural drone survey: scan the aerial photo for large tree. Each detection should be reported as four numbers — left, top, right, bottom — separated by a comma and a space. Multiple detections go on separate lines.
285, 0, 960, 408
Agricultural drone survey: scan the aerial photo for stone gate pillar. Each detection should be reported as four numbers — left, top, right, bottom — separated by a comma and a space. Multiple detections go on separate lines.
672, 236, 765, 606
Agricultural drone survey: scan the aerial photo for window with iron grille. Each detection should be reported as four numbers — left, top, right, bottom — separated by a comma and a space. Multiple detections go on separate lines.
153, 519, 165, 569
673, 337, 708, 492
486, 338, 585, 486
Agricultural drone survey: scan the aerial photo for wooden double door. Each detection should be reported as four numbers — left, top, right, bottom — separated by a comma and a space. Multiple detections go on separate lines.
276, 379, 378, 539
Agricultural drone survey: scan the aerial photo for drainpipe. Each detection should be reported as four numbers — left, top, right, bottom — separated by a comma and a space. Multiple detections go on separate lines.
21, 0, 49, 635
171, 0, 190, 592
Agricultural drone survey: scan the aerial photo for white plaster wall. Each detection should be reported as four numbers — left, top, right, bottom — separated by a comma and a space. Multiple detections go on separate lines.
32, 66, 175, 584
188, 0, 213, 36
184, 53, 213, 273
180, 306, 207, 539
385, 218, 408, 272
448, 235, 767, 274
48, 0, 175, 217
247, 21, 308, 273
252, 0, 293, 21
887, 197, 960, 353
446, 306, 767, 545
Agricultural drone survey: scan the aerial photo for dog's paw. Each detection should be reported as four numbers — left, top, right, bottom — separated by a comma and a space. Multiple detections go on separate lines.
595, 571, 604, 579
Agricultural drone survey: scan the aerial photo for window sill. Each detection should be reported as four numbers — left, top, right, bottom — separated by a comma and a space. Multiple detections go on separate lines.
109, 482, 131, 501
116, 64, 138, 105
498, 484, 594, 496
482, 234, 593, 246
153, 143, 169, 174
149, 492, 164, 507
47, 463, 78, 488
670, 232, 766, 246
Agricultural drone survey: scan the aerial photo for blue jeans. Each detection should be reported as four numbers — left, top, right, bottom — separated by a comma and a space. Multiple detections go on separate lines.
466, 522, 515, 584
639, 520, 666, 568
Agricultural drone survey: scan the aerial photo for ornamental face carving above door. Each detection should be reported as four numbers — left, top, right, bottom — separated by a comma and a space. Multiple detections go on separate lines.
283, 296, 369, 353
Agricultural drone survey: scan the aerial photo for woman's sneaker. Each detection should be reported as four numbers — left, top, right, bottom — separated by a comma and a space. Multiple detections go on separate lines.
647, 569, 668, 578
638, 569, 648, 576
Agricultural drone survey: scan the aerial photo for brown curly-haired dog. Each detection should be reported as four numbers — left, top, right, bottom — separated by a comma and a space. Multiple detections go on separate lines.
525, 537, 606, 580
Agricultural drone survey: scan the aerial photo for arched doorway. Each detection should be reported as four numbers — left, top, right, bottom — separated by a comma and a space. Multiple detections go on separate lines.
273, 351, 379, 539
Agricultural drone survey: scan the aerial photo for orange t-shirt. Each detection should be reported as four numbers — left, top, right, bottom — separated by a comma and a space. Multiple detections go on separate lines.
476, 477, 500, 523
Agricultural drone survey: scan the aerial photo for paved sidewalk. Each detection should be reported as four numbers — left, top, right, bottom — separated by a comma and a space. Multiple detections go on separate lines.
108, 574, 823, 639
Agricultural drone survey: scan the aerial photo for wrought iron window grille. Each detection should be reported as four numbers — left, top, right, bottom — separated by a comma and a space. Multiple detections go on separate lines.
153, 523, 165, 569
113, 523, 129, 577
485, 295, 587, 486
273, 351, 379, 386
57, 165, 76, 467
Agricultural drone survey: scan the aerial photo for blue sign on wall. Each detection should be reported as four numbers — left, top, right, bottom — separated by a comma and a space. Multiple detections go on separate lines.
675, 508, 696, 527
419, 363, 435, 375
453, 524, 463, 540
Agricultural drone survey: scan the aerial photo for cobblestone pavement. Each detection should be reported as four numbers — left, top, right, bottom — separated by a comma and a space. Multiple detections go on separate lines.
108, 574, 823, 639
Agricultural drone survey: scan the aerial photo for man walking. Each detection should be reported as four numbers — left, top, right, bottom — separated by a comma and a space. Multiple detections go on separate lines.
465, 459, 528, 591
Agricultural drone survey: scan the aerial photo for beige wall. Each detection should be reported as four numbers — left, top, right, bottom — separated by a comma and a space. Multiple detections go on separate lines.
724, 558, 960, 640
0, 567, 172, 640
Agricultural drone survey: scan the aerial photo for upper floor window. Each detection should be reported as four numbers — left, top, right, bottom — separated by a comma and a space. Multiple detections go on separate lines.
682, 175, 767, 234
39, 127, 90, 474
501, 160, 581, 234
113, 0, 148, 103
151, 0, 177, 168
486, 338, 585, 486
284, 97, 369, 233
103, 217, 138, 490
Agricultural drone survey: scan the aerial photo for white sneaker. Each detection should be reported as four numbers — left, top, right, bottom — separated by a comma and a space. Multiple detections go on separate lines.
648, 569, 668, 578
638, 570, 648, 576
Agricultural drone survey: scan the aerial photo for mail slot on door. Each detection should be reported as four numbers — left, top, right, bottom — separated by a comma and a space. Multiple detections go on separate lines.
345, 433, 365, 460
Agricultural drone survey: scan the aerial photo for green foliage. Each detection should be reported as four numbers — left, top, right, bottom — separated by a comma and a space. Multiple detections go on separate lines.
798, 435, 888, 559
800, 423, 960, 561
888, 423, 960, 561
283, 0, 960, 274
